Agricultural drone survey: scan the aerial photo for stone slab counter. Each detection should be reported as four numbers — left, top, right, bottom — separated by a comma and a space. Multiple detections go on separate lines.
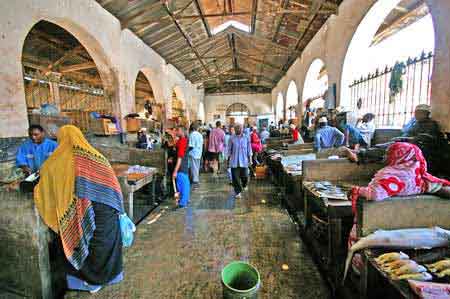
0, 190, 57, 298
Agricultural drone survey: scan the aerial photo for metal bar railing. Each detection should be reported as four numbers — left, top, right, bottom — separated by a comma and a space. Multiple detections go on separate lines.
349, 51, 433, 127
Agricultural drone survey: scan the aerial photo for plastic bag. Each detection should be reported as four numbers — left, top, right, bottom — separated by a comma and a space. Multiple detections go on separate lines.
119, 213, 136, 247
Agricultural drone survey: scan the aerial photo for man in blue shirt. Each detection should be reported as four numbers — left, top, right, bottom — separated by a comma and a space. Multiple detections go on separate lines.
188, 123, 203, 187
314, 117, 345, 151
227, 124, 252, 198
16, 125, 58, 176
314, 117, 355, 160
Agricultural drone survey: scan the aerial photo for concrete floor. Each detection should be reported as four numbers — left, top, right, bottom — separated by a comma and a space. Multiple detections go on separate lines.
66, 174, 330, 299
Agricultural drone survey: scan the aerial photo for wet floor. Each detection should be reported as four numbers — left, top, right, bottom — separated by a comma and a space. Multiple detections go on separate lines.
66, 174, 330, 299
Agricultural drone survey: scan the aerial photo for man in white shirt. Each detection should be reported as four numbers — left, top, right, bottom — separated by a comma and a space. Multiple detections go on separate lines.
356, 113, 376, 147
189, 123, 203, 187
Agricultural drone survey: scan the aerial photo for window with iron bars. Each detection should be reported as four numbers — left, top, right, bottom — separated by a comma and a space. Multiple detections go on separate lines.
349, 51, 433, 128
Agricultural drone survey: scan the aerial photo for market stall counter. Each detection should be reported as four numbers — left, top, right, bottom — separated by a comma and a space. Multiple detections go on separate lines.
93, 144, 166, 224
300, 159, 383, 294
0, 189, 63, 299
112, 164, 158, 223
355, 195, 450, 299
362, 247, 449, 299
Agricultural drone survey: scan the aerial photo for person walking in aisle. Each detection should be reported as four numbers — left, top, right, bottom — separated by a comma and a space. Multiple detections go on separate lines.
208, 121, 225, 177
227, 124, 252, 198
173, 126, 191, 208
188, 123, 203, 188
224, 126, 235, 184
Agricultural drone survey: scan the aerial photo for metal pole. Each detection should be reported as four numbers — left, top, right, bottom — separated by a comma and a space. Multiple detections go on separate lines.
418, 52, 425, 107
383, 67, 389, 127
426, 53, 433, 104
410, 56, 418, 119
403, 57, 412, 125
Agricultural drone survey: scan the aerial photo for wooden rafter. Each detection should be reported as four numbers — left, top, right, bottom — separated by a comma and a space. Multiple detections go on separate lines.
193, 0, 212, 37
60, 62, 97, 73
163, 4, 211, 75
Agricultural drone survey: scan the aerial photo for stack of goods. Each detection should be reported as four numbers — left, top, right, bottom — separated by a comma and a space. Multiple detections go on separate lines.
126, 165, 156, 182
308, 181, 349, 200
376, 252, 432, 281
255, 165, 267, 179
280, 153, 316, 176
426, 259, 450, 278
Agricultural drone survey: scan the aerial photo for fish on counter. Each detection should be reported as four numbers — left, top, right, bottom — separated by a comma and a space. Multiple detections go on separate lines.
393, 264, 427, 276
375, 252, 409, 265
382, 259, 416, 272
436, 268, 450, 278
426, 259, 450, 273
394, 272, 433, 281
343, 227, 450, 282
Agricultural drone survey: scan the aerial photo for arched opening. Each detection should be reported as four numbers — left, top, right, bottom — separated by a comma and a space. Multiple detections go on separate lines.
169, 87, 186, 124
21, 20, 112, 133
226, 103, 250, 125
302, 59, 328, 110
134, 71, 162, 122
286, 81, 298, 120
276, 92, 284, 122
341, 0, 435, 127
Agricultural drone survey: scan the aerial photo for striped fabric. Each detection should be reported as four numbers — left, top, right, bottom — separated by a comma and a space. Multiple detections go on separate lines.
60, 146, 124, 270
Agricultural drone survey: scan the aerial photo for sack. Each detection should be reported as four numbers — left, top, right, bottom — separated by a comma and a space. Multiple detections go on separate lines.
119, 213, 136, 247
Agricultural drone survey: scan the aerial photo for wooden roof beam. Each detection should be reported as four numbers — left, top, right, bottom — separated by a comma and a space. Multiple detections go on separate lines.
175, 11, 252, 19
272, 0, 289, 42
120, 0, 162, 29
159, 4, 211, 75
59, 62, 97, 73
229, 28, 290, 52
238, 53, 281, 70
251, 0, 259, 34
228, 33, 238, 70
43, 45, 84, 75
192, 0, 211, 37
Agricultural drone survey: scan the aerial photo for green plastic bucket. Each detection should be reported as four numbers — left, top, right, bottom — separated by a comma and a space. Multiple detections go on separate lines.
221, 261, 261, 299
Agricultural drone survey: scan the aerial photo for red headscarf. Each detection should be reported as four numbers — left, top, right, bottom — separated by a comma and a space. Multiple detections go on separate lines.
386, 142, 450, 191
351, 142, 450, 213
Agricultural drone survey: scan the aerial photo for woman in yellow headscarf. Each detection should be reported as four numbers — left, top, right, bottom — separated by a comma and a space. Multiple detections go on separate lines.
35, 125, 124, 293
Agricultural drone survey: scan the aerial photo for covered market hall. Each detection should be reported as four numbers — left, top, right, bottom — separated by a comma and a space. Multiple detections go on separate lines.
1, 0, 450, 298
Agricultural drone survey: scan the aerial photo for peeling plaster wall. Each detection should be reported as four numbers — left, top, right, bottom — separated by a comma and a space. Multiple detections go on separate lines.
0, 0, 203, 138
204, 93, 273, 124
272, 0, 450, 131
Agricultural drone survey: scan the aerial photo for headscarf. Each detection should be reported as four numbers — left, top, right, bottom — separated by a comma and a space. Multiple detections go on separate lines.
351, 142, 450, 213
34, 125, 123, 270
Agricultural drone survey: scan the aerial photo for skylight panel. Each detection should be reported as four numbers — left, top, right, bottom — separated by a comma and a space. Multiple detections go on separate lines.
211, 20, 250, 35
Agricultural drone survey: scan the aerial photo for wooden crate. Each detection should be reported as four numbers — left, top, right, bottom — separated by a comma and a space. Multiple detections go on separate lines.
90, 118, 112, 135
126, 118, 140, 132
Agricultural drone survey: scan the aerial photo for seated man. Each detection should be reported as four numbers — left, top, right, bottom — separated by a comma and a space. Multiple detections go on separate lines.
403, 104, 443, 140
16, 125, 57, 176
356, 113, 376, 147
136, 128, 149, 149
343, 113, 376, 150
400, 104, 445, 173
314, 117, 347, 159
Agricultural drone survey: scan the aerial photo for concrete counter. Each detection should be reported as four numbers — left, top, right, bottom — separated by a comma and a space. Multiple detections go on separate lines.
0, 190, 60, 298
